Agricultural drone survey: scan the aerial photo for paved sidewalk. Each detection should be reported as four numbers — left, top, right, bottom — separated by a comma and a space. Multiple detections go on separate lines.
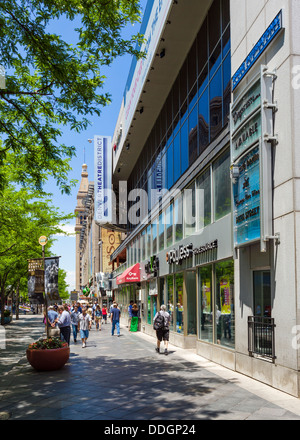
1, 315, 300, 420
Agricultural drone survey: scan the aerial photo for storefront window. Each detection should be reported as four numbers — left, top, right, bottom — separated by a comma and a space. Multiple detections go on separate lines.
159, 278, 165, 308
215, 260, 234, 348
147, 294, 151, 325
184, 182, 196, 237
199, 265, 213, 343
175, 273, 184, 334
146, 224, 151, 258
174, 196, 183, 242
186, 271, 197, 335
159, 212, 165, 251
167, 275, 174, 331
253, 271, 271, 317
196, 167, 211, 229
152, 222, 157, 255
166, 203, 173, 247
213, 149, 231, 221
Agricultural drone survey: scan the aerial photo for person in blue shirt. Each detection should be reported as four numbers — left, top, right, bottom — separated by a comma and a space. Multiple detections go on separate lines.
111, 303, 121, 337
47, 306, 58, 327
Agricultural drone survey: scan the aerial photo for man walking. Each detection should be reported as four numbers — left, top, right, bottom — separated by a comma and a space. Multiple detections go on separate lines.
70, 305, 80, 343
111, 303, 121, 337
56, 305, 71, 346
128, 300, 133, 331
153, 304, 171, 355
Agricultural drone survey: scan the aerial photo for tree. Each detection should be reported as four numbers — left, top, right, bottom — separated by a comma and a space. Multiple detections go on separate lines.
0, 183, 73, 324
0, 0, 144, 192
58, 268, 69, 301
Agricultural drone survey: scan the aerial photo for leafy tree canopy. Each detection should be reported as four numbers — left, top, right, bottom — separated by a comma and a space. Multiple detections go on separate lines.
0, 0, 144, 193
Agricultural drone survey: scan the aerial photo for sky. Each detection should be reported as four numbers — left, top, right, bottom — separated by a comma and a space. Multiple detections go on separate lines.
43, 1, 148, 292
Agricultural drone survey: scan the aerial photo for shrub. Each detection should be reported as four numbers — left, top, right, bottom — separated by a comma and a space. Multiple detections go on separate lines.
28, 337, 66, 350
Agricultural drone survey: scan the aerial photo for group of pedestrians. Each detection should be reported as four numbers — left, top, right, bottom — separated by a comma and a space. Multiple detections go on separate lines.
46, 300, 170, 355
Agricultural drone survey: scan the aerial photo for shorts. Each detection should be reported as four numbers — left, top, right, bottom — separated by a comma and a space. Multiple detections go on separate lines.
80, 329, 89, 339
156, 329, 169, 342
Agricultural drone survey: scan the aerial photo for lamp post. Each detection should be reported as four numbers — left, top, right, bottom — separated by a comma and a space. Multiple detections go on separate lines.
39, 236, 48, 338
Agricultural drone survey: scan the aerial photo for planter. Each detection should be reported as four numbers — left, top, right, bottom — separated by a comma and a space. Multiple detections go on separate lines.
26, 344, 70, 371
3, 316, 12, 324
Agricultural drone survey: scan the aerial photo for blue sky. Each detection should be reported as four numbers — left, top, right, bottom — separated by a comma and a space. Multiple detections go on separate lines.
43, 1, 148, 291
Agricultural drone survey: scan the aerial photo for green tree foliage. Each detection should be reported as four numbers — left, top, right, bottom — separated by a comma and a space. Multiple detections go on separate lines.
0, 183, 73, 324
0, 0, 143, 192
58, 268, 70, 301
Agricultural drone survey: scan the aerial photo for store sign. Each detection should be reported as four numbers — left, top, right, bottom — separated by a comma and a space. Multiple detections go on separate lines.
232, 10, 283, 90
233, 146, 261, 246
231, 66, 275, 251
166, 240, 218, 265
94, 135, 113, 224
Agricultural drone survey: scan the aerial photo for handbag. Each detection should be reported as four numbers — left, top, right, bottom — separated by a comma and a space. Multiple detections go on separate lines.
48, 327, 60, 337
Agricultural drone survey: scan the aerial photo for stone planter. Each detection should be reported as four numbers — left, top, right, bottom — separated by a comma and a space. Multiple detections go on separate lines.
26, 344, 70, 371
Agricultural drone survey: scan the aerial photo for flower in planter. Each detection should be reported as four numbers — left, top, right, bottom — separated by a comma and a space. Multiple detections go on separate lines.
28, 337, 67, 350
3, 310, 11, 317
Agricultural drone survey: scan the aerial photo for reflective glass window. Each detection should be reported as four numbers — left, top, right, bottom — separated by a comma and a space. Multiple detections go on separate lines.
198, 87, 209, 155
175, 273, 184, 334
174, 196, 183, 242
184, 181, 196, 237
181, 119, 189, 175
152, 221, 157, 255
167, 140, 173, 189
186, 270, 197, 335
215, 260, 234, 348
173, 133, 180, 183
166, 203, 173, 247
167, 275, 174, 331
209, 66, 222, 141
213, 149, 231, 220
188, 103, 198, 166
158, 212, 165, 252
199, 265, 213, 342
196, 167, 211, 229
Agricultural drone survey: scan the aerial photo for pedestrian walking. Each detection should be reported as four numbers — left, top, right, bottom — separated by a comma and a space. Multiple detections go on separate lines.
153, 304, 171, 355
102, 305, 108, 324
128, 300, 134, 331
111, 303, 121, 337
70, 305, 80, 343
86, 304, 93, 326
56, 305, 71, 346
95, 305, 102, 331
129, 303, 139, 332
78, 307, 92, 348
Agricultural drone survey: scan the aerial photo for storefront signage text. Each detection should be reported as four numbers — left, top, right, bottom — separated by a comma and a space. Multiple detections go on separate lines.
166, 240, 218, 265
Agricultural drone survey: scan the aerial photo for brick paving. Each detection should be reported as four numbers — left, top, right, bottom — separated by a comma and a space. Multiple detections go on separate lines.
1, 314, 300, 421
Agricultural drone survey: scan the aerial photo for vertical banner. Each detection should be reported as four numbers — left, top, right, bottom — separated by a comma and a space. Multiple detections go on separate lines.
28, 259, 44, 304
44, 257, 60, 302
94, 135, 113, 224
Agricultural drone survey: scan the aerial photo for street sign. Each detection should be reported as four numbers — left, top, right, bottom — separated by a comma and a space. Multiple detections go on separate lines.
39, 236, 48, 246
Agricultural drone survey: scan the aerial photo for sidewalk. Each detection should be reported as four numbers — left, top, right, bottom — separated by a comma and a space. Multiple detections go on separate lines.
1, 314, 300, 420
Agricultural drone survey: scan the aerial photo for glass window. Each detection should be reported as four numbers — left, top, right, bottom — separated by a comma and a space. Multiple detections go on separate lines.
173, 133, 180, 183
184, 181, 196, 237
146, 224, 151, 258
215, 260, 234, 348
210, 41, 221, 78
152, 221, 157, 255
222, 0, 230, 32
174, 196, 183, 242
199, 265, 213, 342
208, 0, 221, 55
175, 273, 184, 334
186, 270, 197, 335
167, 140, 173, 190
197, 17, 208, 78
209, 66, 222, 141
158, 212, 165, 252
147, 294, 151, 324
167, 275, 174, 331
223, 52, 231, 126
197, 167, 211, 229
141, 229, 146, 261
180, 119, 189, 175
253, 271, 271, 318
213, 149, 231, 221
159, 277, 165, 307
188, 103, 198, 166
166, 203, 173, 247
188, 40, 197, 94
198, 87, 209, 156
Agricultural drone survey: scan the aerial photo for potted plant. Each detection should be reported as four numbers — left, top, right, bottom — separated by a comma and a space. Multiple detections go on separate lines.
3, 310, 12, 324
26, 337, 70, 371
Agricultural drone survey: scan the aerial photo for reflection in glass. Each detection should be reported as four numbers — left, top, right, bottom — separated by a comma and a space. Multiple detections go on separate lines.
152, 222, 157, 255
213, 149, 231, 221
198, 87, 209, 156
181, 119, 189, 175
188, 103, 198, 166
167, 275, 174, 331
166, 203, 173, 247
186, 271, 197, 335
184, 182, 196, 237
209, 66, 222, 141
175, 273, 184, 334
174, 196, 183, 242
199, 265, 213, 343
196, 167, 211, 229
253, 271, 271, 317
158, 212, 165, 252
215, 260, 234, 348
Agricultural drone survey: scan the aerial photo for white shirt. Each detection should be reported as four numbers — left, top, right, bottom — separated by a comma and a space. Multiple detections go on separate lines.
78, 313, 91, 330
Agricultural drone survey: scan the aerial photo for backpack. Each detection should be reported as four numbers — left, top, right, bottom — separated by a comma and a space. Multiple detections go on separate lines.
153, 312, 165, 330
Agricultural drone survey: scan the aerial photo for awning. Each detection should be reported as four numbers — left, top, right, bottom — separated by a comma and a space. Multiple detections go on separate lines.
116, 263, 140, 285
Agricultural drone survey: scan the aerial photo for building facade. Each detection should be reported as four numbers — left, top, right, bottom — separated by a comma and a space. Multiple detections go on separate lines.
109, 0, 300, 397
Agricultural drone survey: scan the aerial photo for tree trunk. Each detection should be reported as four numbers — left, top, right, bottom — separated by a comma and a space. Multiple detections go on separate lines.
16, 280, 20, 320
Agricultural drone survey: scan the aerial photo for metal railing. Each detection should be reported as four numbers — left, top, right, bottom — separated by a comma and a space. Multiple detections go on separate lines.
248, 316, 276, 362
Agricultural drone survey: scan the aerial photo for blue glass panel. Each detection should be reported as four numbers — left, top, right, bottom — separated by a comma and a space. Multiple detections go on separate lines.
181, 119, 189, 174
167, 141, 173, 190
188, 103, 198, 165
198, 87, 209, 155
173, 134, 180, 183
223, 51, 231, 125
209, 66, 222, 141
